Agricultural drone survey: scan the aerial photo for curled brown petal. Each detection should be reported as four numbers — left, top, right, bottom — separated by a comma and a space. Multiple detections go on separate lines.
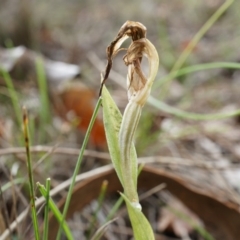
124, 38, 159, 105
99, 21, 147, 95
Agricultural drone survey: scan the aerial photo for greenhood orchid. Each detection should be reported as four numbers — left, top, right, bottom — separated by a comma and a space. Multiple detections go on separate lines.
101, 21, 159, 208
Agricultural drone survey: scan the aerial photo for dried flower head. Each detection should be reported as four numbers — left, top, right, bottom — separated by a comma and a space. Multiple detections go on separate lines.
124, 38, 159, 106
100, 21, 159, 107
100, 21, 147, 94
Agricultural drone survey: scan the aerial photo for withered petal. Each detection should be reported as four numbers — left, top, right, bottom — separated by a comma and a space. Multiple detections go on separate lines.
100, 21, 147, 95
126, 38, 159, 105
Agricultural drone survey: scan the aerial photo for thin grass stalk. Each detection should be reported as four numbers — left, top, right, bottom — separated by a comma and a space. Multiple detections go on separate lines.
22, 107, 40, 240
155, 61, 240, 89
87, 180, 108, 239
56, 97, 103, 240
1, 178, 26, 192
171, 0, 234, 73
1, 68, 22, 127
105, 197, 124, 223
90, 218, 117, 240
159, 0, 234, 96
148, 95, 240, 120
35, 57, 51, 141
37, 183, 74, 240
29, 114, 36, 145
43, 178, 51, 240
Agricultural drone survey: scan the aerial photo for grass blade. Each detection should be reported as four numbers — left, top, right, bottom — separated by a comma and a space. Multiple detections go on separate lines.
159, 0, 234, 96
56, 97, 102, 240
43, 178, 51, 240
87, 180, 108, 239
155, 61, 240, 89
1, 178, 26, 192
0, 68, 22, 127
23, 107, 40, 240
148, 95, 240, 120
35, 57, 51, 142
105, 197, 124, 223
37, 182, 74, 240
90, 218, 117, 240
171, 0, 234, 73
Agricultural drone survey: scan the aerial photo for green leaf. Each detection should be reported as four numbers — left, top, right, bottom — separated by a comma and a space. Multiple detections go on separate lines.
120, 193, 155, 240
102, 86, 123, 185
131, 143, 138, 189
102, 86, 138, 188
37, 182, 74, 240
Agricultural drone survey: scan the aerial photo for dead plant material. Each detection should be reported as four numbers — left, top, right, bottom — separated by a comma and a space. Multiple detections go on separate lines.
47, 166, 240, 240
99, 21, 147, 95
54, 81, 106, 147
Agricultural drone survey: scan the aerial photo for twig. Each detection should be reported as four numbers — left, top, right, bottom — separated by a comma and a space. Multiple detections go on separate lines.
139, 183, 166, 201
0, 187, 12, 238
0, 146, 110, 160
0, 164, 114, 240
1, 146, 235, 170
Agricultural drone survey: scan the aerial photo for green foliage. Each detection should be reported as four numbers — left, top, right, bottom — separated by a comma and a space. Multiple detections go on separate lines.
56, 98, 102, 240
35, 57, 51, 142
102, 86, 155, 239
148, 95, 240, 120
87, 180, 108, 239
37, 182, 74, 240
102, 86, 124, 185
23, 108, 40, 240
1, 1, 238, 239
121, 193, 155, 240
43, 178, 51, 240
158, 0, 235, 98
0, 68, 22, 127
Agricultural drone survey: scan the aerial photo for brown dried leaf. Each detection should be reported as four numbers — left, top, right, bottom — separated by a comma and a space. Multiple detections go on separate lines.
54, 81, 106, 147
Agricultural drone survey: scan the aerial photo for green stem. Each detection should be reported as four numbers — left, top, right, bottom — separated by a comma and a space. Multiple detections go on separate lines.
105, 165, 143, 222
87, 180, 108, 239
119, 101, 141, 204
37, 182, 73, 240
105, 197, 124, 222
1, 68, 22, 127
172, 0, 234, 73
56, 97, 102, 240
43, 178, 51, 240
35, 57, 51, 142
23, 107, 40, 240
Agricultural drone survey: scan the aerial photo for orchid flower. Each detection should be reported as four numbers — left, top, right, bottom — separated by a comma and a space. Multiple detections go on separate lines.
101, 21, 159, 208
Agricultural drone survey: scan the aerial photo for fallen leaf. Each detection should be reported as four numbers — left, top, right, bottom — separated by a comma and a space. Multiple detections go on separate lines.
55, 81, 106, 147
47, 166, 240, 240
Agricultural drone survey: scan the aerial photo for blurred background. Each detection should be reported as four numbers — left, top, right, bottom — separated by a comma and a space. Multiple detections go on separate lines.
1, 0, 240, 239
